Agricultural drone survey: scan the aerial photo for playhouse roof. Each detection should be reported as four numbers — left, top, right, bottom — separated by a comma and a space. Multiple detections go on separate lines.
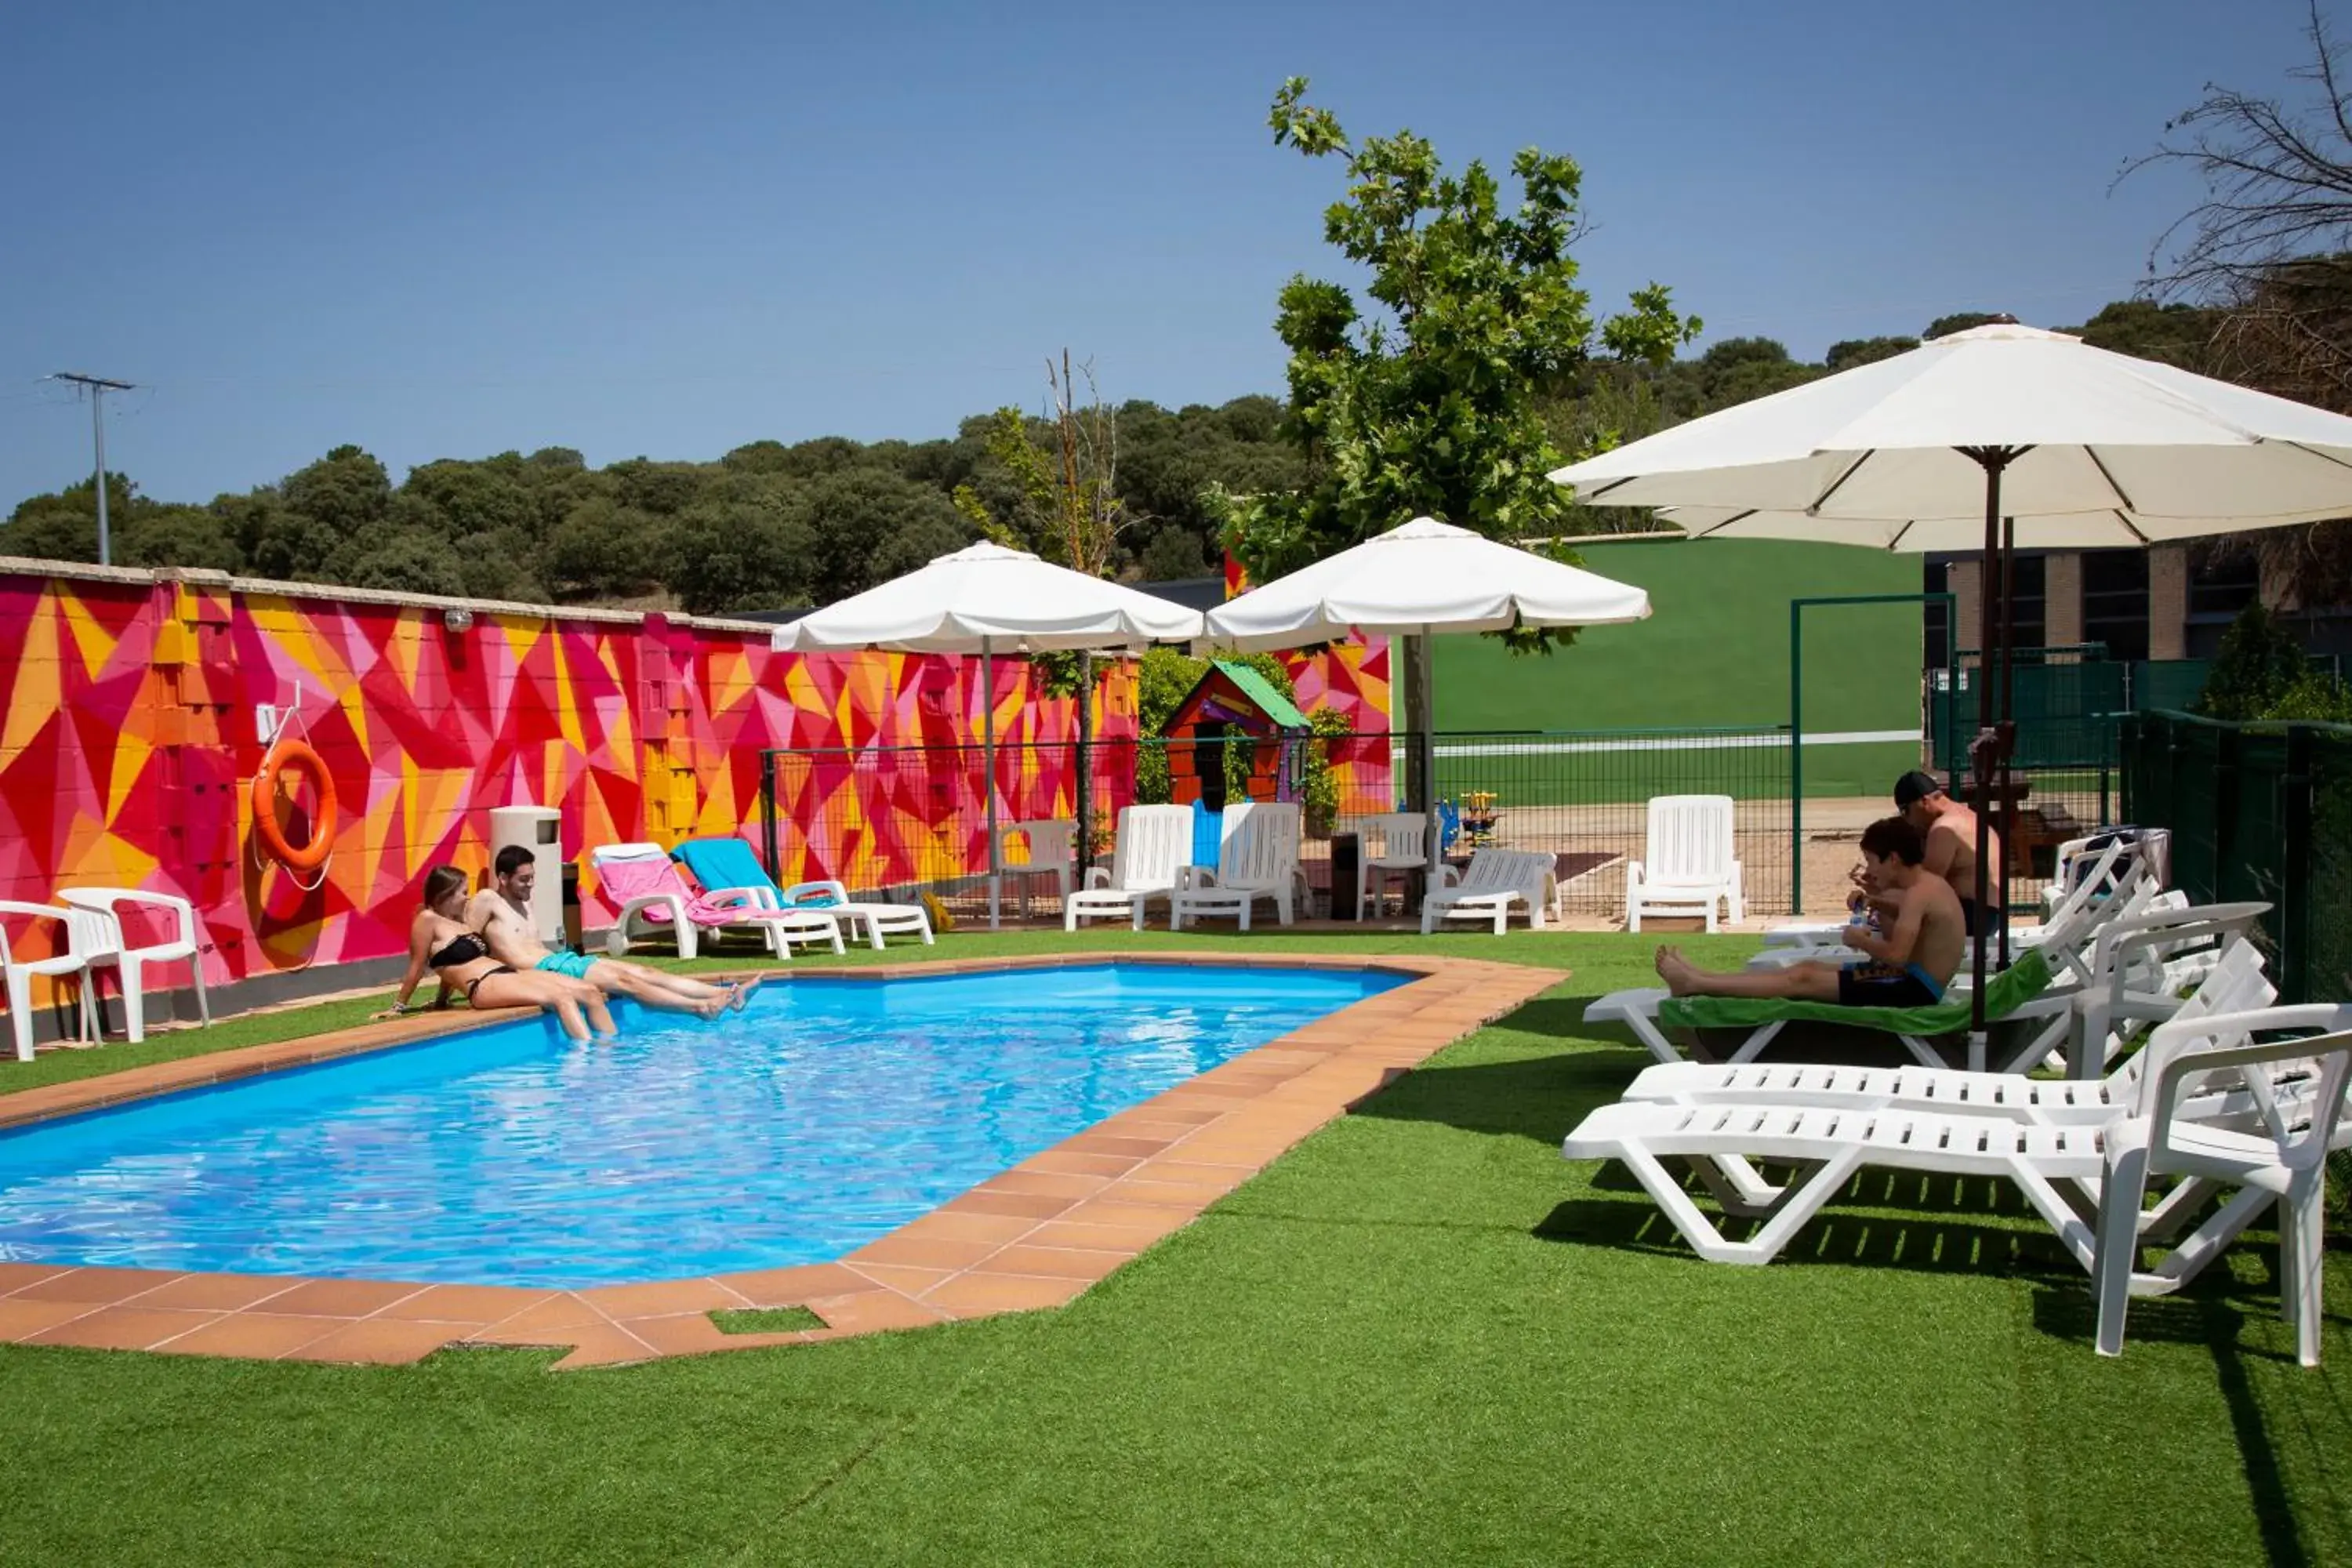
1209, 660, 1307, 728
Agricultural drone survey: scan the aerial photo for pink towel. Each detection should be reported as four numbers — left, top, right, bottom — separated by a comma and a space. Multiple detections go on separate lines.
594, 853, 768, 927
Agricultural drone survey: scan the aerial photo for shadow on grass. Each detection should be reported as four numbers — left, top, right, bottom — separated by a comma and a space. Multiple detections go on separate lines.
2034, 1288, 2318, 1568
1534, 1191, 2087, 1280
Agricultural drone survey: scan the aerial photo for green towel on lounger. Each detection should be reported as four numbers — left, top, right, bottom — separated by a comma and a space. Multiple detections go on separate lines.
1659, 947, 2054, 1036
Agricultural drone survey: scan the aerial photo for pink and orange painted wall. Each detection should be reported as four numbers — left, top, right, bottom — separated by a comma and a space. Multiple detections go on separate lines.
0, 560, 1390, 998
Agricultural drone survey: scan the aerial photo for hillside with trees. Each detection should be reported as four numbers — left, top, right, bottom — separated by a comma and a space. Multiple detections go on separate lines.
0, 299, 2231, 618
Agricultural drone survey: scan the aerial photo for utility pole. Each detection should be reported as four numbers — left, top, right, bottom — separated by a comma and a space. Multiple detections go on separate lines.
48, 372, 136, 565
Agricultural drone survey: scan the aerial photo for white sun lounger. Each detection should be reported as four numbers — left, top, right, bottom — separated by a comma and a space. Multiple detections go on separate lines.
1421, 848, 1555, 935
1618, 942, 2272, 1128
1171, 802, 1305, 931
1561, 1003, 2352, 1362
1583, 947, 2074, 1074
1064, 805, 1194, 931
781, 878, 934, 949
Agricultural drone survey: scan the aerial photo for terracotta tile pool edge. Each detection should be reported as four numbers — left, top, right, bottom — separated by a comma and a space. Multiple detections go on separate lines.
0, 951, 1564, 1369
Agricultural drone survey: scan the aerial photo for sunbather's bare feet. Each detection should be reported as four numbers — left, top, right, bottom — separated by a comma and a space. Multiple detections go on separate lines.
1655, 946, 1697, 996
691, 993, 728, 1022
729, 976, 762, 1012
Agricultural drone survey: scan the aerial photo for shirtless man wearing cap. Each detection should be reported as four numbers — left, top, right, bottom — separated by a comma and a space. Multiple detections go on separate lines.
1890, 769, 2003, 938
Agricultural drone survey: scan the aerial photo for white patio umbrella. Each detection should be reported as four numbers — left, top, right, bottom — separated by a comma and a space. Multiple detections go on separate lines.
770, 540, 1207, 926
1548, 321, 2352, 1018
1205, 515, 1652, 880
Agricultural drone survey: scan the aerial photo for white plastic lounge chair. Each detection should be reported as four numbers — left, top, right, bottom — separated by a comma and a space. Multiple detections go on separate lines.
1585, 947, 2073, 1074
1421, 848, 1555, 935
1759, 837, 2142, 958
995, 819, 1075, 916
2045, 826, 2170, 917
2, 902, 108, 1062
1171, 802, 1305, 931
1065, 805, 1193, 931
1619, 941, 2274, 1128
669, 837, 927, 951
59, 887, 212, 1045
2095, 1011, 2352, 1366
1624, 795, 1744, 932
1359, 812, 1430, 917
590, 843, 845, 960
2070, 900, 2270, 1076
777, 878, 933, 950
1561, 1002, 2352, 1367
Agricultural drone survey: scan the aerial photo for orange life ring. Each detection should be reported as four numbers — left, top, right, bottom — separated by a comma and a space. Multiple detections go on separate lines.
251, 739, 338, 873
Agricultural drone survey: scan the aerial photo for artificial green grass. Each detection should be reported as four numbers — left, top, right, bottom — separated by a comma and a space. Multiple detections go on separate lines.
3, 931, 2347, 1565
712, 1305, 826, 1334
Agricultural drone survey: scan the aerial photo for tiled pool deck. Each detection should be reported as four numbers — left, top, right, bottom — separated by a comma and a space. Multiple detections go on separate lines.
0, 952, 1560, 1369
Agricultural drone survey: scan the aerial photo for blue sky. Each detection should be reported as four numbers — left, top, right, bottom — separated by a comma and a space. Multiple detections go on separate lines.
0, 0, 2321, 505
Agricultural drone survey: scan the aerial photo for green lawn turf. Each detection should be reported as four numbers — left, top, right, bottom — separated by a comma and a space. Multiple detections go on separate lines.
4, 930, 2348, 1565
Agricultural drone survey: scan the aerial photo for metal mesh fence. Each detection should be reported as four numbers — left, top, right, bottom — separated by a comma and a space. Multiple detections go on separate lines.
753, 728, 1849, 922
2122, 709, 2352, 1004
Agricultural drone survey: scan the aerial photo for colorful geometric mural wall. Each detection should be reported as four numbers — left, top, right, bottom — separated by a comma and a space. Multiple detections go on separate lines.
0, 560, 1391, 1004
1281, 637, 1393, 815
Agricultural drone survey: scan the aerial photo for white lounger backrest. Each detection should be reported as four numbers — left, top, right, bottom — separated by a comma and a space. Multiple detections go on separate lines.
1109, 805, 1193, 893
1457, 848, 1553, 897
1644, 796, 1736, 887
2104, 940, 2274, 1094
1368, 812, 1428, 864
1219, 802, 1301, 889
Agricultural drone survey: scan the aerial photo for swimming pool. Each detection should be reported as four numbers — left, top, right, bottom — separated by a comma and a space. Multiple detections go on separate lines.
0, 963, 1406, 1289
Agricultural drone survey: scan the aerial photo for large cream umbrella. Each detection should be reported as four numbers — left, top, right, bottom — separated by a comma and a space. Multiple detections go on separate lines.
771, 541, 1207, 926
1550, 321, 2352, 1019
1206, 516, 1652, 880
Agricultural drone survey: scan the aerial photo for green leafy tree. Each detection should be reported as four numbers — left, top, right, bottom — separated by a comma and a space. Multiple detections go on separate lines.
402, 459, 540, 543
665, 488, 817, 616
1924, 311, 2011, 339
805, 466, 969, 604
2, 473, 139, 562
1824, 336, 1919, 372
1218, 77, 1697, 651
281, 445, 391, 537
2198, 602, 2316, 719
338, 531, 468, 597
118, 505, 242, 572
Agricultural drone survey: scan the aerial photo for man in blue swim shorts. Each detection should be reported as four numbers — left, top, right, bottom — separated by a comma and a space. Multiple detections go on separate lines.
467, 847, 757, 1021
1654, 816, 1964, 1006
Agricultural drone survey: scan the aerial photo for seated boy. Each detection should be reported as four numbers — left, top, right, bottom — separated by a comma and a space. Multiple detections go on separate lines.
1657, 816, 1964, 1006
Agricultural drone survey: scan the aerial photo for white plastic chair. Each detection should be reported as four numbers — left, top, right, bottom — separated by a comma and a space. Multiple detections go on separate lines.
1359, 812, 1428, 917
2095, 1006, 2352, 1366
2, 902, 106, 1062
995, 819, 1076, 916
1171, 802, 1305, 931
1624, 795, 1744, 932
59, 888, 211, 1046
1421, 848, 1555, 935
1065, 806, 1193, 931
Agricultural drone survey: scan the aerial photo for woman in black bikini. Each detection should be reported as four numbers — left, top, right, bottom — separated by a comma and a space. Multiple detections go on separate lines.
377, 866, 617, 1041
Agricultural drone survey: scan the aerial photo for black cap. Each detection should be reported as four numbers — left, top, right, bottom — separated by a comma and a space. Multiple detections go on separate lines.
1893, 770, 1944, 809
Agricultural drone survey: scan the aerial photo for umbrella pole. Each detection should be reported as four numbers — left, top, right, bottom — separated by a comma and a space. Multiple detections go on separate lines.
1414, 629, 1441, 892
984, 637, 1000, 930
1997, 514, 2017, 971
1960, 448, 2016, 1040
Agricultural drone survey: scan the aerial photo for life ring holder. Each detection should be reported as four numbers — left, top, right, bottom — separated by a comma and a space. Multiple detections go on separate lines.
249, 688, 337, 891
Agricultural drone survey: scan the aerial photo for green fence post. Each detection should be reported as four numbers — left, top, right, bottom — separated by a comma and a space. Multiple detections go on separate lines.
1790, 600, 1803, 916
2282, 724, 2314, 1004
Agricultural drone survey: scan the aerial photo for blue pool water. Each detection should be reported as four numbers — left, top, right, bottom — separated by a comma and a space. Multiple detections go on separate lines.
0, 964, 1404, 1288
